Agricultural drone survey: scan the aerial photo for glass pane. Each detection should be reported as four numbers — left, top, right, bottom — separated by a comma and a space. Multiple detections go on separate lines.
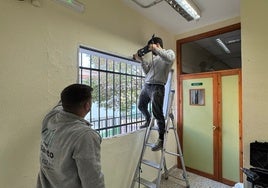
107, 59, 114, 71
99, 71, 107, 108
81, 53, 91, 68
132, 64, 137, 75
91, 55, 99, 69
99, 57, 106, 70
114, 61, 120, 73
120, 62, 126, 74
181, 29, 241, 74
127, 63, 132, 75
80, 69, 91, 85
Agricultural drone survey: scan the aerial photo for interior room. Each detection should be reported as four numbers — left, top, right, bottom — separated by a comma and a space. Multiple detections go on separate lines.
0, 0, 268, 188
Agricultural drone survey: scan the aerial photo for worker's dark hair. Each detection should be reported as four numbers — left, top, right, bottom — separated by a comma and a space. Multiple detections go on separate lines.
148, 37, 163, 48
61, 84, 93, 112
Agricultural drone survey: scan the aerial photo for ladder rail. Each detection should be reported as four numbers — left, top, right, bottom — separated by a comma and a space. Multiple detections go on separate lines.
130, 118, 155, 188
131, 89, 190, 188
170, 110, 190, 186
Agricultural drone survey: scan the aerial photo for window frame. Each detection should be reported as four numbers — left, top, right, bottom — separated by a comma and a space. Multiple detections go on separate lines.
78, 46, 146, 138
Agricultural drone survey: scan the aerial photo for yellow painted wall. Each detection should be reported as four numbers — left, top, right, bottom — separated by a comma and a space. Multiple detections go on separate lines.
0, 1, 177, 187
176, 1, 268, 185
2, 0, 267, 187
241, 0, 268, 175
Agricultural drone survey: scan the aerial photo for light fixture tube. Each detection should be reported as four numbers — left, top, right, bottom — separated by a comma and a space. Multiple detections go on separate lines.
216, 38, 231, 54
174, 0, 200, 20
53, 0, 85, 12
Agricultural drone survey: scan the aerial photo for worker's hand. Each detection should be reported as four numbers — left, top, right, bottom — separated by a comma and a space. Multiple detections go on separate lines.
149, 44, 160, 51
133, 53, 142, 62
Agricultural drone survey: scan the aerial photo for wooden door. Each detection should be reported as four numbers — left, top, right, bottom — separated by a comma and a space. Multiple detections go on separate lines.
178, 69, 242, 185
220, 71, 241, 184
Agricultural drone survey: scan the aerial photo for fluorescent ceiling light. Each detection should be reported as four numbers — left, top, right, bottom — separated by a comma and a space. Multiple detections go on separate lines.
53, 0, 84, 12
174, 0, 200, 20
132, 0, 200, 21
216, 38, 231, 54
226, 38, 241, 44
165, 0, 200, 21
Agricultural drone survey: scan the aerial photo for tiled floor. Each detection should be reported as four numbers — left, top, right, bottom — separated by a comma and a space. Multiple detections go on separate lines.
160, 168, 232, 188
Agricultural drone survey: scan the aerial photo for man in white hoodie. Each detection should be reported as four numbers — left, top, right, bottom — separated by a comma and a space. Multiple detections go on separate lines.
37, 84, 105, 188
133, 37, 175, 151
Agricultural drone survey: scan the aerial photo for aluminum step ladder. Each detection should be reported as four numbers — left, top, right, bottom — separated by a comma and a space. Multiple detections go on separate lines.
130, 90, 190, 188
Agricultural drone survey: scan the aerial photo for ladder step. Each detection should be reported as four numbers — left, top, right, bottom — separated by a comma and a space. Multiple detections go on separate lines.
150, 126, 175, 130
150, 126, 158, 131
142, 159, 160, 169
135, 177, 156, 188
165, 150, 182, 157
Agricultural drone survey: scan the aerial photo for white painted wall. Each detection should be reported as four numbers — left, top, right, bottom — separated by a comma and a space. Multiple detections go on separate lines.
0, 1, 176, 188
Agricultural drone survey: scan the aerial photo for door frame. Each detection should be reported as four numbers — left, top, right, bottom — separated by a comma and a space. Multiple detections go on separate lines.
178, 69, 242, 185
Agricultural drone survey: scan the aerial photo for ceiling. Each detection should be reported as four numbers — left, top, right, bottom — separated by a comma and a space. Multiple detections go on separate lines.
122, 0, 240, 35
122, 0, 241, 69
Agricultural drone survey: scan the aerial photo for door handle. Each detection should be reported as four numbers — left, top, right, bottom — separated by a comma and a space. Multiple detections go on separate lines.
213, 125, 217, 131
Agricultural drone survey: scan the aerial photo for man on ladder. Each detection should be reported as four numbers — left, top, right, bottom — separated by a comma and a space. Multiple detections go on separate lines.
133, 35, 175, 151
132, 36, 190, 188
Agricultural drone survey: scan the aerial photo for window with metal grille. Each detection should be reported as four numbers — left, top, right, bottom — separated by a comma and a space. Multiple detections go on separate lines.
78, 46, 146, 138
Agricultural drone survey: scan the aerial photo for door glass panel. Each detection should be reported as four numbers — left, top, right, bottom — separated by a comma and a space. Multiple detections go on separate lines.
183, 77, 214, 174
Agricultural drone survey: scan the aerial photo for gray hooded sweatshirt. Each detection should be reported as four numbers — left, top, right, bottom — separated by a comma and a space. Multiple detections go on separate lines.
36, 104, 105, 188
141, 47, 175, 85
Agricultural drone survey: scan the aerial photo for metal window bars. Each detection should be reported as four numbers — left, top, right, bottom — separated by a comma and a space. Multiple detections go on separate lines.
78, 46, 146, 138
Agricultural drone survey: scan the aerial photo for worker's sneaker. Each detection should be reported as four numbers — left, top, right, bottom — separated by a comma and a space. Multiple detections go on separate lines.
140, 119, 151, 129
151, 139, 163, 151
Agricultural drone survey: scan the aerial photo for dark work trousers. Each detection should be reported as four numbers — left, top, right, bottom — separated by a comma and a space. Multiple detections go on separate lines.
138, 83, 165, 140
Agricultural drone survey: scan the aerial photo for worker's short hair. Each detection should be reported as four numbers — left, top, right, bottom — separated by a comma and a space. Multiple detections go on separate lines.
148, 37, 163, 48
61, 84, 93, 111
